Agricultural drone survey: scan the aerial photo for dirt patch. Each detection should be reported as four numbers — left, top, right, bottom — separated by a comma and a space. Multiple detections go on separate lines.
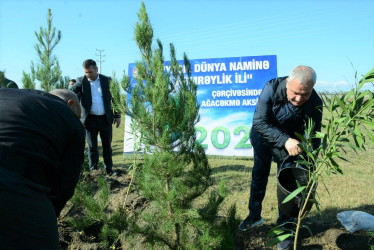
58, 170, 373, 249
236, 223, 372, 250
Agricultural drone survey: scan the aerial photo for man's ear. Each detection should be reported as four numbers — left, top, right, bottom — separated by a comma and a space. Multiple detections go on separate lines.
67, 99, 74, 108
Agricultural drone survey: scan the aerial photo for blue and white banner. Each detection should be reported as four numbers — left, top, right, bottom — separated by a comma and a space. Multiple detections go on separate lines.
124, 55, 277, 156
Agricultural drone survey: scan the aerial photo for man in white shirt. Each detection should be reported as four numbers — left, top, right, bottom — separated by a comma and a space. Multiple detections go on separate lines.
71, 59, 121, 175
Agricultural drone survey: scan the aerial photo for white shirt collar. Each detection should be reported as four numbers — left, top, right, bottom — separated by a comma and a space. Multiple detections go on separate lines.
88, 75, 100, 82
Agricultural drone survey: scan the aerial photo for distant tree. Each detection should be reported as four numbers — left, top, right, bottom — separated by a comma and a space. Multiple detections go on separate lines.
55, 75, 70, 89
22, 9, 63, 91
22, 70, 36, 89
110, 72, 126, 115
120, 2, 237, 249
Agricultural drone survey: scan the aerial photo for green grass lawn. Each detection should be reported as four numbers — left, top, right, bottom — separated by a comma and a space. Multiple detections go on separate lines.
110, 119, 374, 228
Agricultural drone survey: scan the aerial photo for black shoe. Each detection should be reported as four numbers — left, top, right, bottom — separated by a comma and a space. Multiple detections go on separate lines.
106, 171, 117, 176
238, 215, 264, 231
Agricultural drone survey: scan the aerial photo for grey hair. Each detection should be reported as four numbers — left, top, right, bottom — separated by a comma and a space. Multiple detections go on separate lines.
49, 89, 79, 103
288, 65, 317, 86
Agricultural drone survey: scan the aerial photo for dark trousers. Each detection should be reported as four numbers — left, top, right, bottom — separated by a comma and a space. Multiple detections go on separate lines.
248, 130, 293, 226
0, 187, 60, 249
85, 114, 113, 173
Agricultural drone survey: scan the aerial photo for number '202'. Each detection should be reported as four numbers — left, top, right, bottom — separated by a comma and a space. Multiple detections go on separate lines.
195, 126, 252, 149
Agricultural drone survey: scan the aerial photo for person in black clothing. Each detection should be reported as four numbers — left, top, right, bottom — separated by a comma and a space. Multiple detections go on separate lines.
71, 59, 121, 175
0, 88, 85, 249
238, 66, 323, 250
0, 71, 18, 88
69, 78, 76, 86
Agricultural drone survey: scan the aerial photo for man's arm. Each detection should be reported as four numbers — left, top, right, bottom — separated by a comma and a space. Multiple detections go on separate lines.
53, 123, 85, 216
69, 77, 83, 99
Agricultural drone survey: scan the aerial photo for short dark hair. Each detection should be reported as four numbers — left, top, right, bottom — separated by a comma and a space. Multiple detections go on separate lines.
83, 59, 97, 68
70, 79, 76, 83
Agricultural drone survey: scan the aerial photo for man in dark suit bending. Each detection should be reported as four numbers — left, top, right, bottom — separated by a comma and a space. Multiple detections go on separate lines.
0, 88, 85, 249
71, 59, 121, 175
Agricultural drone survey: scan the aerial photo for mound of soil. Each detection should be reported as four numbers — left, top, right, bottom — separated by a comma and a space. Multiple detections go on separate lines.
237, 221, 372, 250
58, 170, 373, 249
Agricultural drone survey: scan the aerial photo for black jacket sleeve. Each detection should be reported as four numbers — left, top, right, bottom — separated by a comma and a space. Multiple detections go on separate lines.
53, 122, 85, 216
69, 77, 83, 98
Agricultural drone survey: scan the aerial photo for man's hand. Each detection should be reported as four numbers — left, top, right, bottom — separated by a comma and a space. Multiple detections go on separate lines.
114, 118, 121, 128
285, 138, 302, 156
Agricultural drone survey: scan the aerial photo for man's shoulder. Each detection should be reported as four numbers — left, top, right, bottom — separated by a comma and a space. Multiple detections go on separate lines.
76, 76, 85, 83
266, 76, 286, 83
10, 89, 63, 102
2, 89, 70, 112
311, 89, 323, 105
265, 76, 287, 100
99, 74, 111, 81
265, 76, 287, 91
70, 76, 84, 92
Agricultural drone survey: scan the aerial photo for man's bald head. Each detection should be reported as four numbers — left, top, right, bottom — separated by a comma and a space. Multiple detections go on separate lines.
50, 89, 81, 118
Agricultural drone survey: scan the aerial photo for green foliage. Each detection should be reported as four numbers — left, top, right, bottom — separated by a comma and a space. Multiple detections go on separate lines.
359, 67, 374, 85
68, 175, 128, 248
22, 9, 67, 91
22, 70, 36, 89
121, 2, 234, 249
267, 224, 294, 247
368, 231, 374, 250
217, 204, 240, 250
55, 75, 70, 89
81, 150, 90, 172
100, 207, 128, 248
268, 68, 374, 249
122, 119, 144, 210
198, 180, 227, 222
110, 72, 127, 115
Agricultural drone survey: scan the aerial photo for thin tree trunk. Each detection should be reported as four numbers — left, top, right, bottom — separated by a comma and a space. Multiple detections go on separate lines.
294, 181, 317, 249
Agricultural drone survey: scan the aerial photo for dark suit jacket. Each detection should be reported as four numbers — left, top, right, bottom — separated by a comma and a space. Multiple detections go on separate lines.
71, 74, 120, 125
0, 89, 85, 215
251, 76, 323, 163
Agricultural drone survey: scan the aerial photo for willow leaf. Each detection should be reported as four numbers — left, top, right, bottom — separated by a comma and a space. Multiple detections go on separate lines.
282, 186, 307, 204
266, 234, 294, 247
